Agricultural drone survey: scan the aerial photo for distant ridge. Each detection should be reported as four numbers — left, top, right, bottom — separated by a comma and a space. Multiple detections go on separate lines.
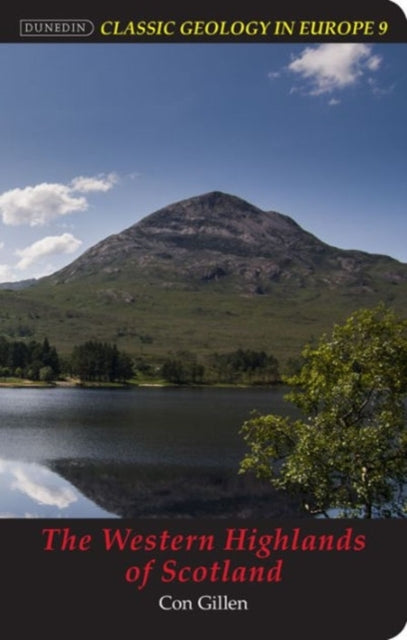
0, 279, 36, 291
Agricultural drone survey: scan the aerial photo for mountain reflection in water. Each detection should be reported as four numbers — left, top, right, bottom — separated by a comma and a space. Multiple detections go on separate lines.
0, 458, 117, 518
0, 386, 306, 518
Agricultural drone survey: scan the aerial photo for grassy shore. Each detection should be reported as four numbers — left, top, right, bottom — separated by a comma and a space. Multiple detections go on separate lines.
0, 376, 281, 389
0, 377, 53, 388
0, 376, 131, 389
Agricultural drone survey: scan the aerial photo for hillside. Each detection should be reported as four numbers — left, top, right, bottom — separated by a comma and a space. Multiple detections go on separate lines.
1, 191, 407, 367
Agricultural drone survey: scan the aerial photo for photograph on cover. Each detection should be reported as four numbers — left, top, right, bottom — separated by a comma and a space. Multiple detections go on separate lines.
0, 40, 406, 520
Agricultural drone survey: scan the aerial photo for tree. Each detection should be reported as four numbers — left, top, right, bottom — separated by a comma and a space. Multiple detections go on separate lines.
0, 335, 60, 380
239, 305, 407, 518
208, 348, 280, 384
116, 351, 134, 382
39, 366, 55, 383
161, 351, 205, 384
70, 340, 133, 382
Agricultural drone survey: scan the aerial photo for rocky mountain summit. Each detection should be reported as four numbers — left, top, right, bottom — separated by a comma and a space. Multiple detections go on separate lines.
46, 191, 407, 295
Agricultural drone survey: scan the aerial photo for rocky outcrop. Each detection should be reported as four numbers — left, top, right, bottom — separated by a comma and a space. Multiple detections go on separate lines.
42, 191, 407, 294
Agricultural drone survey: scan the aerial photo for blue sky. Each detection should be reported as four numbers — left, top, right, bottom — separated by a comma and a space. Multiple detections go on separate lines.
0, 42, 405, 281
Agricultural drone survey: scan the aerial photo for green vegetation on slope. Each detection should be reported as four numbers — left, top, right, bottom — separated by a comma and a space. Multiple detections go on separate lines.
1, 275, 407, 372
2, 191, 407, 369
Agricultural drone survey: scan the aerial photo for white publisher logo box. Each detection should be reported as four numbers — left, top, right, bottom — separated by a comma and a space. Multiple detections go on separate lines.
19, 19, 95, 37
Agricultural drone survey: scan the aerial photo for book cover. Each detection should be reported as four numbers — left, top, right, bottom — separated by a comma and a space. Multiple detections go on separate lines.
0, 1, 405, 638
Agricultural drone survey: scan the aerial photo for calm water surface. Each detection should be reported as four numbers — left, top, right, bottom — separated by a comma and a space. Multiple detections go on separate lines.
0, 386, 293, 517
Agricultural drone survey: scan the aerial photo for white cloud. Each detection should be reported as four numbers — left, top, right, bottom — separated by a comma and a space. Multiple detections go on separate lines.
0, 183, 87, 227
11, 467, 77, 509
0, 172, 117, 227
367, 77, 395, 96
328, 98, 341, 106
0, 460, 77, 512
0, 242, 4, 250
15, 233, 82, 270
0, 264, 16, 281
70, 172, 118, 192
366, 55, 382, 71
287, 44, 382, 96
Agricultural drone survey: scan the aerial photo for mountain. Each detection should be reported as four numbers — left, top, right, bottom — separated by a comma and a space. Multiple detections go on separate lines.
49, 458, 307, 518
45, 190, 406, 294
0, 278, 36, 291
2, 191, 407, 365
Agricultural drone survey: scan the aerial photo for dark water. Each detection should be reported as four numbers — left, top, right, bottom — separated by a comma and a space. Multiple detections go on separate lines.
0, 386, 293, 518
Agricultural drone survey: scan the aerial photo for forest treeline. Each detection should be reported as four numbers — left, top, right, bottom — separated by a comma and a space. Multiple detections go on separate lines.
0, 336, 60, 382
0, 336, 280, 385
160, 349, 280, 384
